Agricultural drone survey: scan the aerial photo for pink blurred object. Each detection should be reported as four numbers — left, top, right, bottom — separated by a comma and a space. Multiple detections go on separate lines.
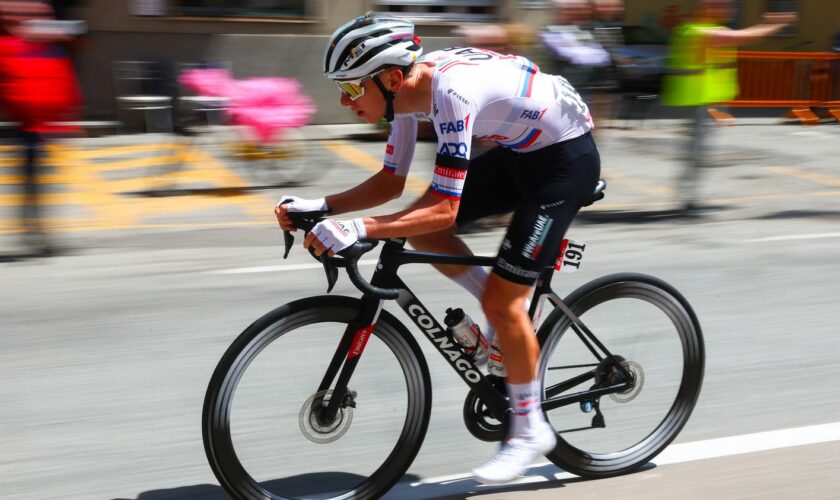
179, 68, 235, 97
179, 68, 316, 144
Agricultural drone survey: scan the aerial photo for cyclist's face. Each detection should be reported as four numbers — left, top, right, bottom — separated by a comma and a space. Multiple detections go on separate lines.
339, 76, 388, 124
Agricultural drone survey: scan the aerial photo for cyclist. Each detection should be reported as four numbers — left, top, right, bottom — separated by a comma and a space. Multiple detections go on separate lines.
275, 13, 600, 484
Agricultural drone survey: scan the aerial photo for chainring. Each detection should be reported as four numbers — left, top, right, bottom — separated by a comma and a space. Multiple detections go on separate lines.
462, 378, 507, 442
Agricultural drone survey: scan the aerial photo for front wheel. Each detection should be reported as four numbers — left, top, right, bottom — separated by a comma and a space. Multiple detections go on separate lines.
203, 296, 432, 499
537, 273, 704, 478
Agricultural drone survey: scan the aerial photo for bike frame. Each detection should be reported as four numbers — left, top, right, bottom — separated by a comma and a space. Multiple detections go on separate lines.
316, 237, 634, 423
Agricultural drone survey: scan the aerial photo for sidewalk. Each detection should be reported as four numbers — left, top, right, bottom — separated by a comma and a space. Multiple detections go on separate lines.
1, 117, 838, 245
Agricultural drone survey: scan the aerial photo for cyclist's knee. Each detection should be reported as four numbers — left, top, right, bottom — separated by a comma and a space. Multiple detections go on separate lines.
481, 274, 531, 329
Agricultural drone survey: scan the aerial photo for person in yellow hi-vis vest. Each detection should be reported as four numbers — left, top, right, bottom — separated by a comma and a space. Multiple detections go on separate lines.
662, 0, 796, 212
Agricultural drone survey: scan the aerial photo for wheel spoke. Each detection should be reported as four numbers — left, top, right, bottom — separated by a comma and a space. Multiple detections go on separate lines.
537, 275, 704, 478
203, 297, 431, 499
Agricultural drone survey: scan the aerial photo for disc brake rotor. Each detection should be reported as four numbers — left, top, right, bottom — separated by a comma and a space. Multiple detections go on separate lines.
298, 389, 353, 444
609, 360, 644, 403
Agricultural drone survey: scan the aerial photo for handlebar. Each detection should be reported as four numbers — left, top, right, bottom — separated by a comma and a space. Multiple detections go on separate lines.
281, 204, 400, 300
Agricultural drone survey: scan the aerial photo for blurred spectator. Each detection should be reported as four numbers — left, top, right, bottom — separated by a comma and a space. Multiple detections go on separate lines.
0, 0, 82, 255
661, 0, 796, 212
585, 0, 625, 129
538, 0, 614, 133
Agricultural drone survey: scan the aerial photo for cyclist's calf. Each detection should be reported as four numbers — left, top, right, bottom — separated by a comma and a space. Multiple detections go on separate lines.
481, 273, 541, 384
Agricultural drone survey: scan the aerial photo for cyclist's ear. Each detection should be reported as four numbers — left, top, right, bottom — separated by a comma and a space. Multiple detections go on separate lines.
384, 67, 405, 92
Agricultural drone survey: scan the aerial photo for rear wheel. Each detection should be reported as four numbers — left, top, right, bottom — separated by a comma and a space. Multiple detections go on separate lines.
203, 296, 432, 499
537, 273, 704, 478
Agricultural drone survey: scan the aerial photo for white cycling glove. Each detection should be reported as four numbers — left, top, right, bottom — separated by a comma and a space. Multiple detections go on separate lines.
312, 218, 367, 254
276, 195, 328, 213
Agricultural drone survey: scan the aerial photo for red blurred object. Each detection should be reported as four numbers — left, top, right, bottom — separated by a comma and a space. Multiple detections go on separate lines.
0, 35, 81, 132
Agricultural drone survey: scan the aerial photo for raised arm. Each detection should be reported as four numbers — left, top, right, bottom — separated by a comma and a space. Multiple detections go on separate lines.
703, 12, 797, 48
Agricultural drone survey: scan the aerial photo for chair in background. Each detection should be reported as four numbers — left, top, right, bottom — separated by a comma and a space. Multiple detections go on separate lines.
175, 61, 232, 134
113, 60, 174, 135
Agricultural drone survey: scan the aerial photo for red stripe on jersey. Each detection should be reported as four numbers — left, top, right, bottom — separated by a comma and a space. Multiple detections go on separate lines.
431, 189, 461, 201
439, 61, 478, 73
518, 129, 542, 149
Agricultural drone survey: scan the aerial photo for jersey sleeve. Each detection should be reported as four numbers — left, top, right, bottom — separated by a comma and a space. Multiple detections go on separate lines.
382, 115, 417, 177
431, 80, 477, 201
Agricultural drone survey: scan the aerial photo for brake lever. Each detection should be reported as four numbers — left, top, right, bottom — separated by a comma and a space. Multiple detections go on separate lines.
279, 202, 328, 260
303, 244, 341, 293
283, 231, 294, 259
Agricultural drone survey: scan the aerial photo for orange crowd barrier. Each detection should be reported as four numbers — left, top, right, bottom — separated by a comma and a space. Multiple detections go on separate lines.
720, 51, 840, 125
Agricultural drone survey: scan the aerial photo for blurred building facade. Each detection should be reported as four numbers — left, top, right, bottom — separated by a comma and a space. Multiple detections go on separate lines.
40, 0, 840, 125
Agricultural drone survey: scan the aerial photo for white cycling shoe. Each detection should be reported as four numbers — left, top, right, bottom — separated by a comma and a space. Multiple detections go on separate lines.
472, 422, 557, 485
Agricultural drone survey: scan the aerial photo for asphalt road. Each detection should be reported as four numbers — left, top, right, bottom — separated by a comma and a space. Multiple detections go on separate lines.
1, 119, 839, 499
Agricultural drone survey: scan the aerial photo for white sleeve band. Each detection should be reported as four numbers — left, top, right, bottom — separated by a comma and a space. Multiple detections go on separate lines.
351, 218, 367, 239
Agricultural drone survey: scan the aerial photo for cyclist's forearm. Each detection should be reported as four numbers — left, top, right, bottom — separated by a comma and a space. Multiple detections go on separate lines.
362, 190, 458, 239
325, 171, 405, 215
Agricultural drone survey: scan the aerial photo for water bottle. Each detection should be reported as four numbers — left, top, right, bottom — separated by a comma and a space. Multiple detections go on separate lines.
486, 336, 506, 377
444, 307, 488, 361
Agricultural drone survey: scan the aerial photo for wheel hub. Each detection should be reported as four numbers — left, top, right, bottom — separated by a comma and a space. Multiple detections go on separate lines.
298, 390, 354, 444
607, 359, 644, 403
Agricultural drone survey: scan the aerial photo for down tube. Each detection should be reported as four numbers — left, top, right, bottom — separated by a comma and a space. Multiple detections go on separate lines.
394, 283, 509, 418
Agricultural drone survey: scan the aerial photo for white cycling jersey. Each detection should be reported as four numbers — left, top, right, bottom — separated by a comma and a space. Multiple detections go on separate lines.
383, 47, 594, 200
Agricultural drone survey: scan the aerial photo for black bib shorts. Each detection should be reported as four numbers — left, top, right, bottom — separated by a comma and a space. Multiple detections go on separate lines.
456, 132, 601, 285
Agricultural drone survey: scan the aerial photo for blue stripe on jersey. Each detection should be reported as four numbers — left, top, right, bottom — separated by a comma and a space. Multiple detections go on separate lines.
431, 183, 462, 200
507, 128, 541, 149
518, 61, 537, 97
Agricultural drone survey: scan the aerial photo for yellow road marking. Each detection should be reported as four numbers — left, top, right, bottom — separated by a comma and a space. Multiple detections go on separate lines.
72, 142, 180, 160
765, 166, 840, 188
602, 171, 676, 196
82, 152, 184, 172
181, 147, 273, 219
320, 140, 429, 196
0, 175, 64, 185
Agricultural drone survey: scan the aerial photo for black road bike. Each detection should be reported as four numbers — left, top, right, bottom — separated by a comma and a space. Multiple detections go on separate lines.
202, 181, 705, 499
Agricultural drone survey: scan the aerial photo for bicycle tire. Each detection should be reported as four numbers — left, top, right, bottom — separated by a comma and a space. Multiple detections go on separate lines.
203, 295, 432, 499
537, 273, 704, 478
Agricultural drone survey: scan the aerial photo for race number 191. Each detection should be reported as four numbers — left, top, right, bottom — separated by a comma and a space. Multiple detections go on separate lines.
555, 239, 586, 273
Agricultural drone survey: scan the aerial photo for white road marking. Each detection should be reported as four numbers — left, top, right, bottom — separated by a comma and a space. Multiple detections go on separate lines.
209, 254, 496, 274
746, 232, 840, 242
392, 421, 840, 497
209, 259, 378, 274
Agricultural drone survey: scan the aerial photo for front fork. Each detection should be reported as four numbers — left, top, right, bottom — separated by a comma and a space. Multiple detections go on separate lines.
315, 296, 383, 424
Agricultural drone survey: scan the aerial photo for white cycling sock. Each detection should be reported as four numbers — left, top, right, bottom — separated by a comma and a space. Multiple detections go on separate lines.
507, 380, 546, 440
452, 266, 488, 301
452, 267, 495, 343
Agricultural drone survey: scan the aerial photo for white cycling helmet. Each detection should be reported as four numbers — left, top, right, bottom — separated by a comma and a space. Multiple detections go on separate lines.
323, 13, 422, 80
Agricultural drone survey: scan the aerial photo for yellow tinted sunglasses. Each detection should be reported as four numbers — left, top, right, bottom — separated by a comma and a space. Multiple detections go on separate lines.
335, 69, 385, 101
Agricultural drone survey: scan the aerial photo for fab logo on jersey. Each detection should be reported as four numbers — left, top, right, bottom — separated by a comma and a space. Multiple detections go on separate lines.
438, 114, 470, 134
439, 120, 465, 134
